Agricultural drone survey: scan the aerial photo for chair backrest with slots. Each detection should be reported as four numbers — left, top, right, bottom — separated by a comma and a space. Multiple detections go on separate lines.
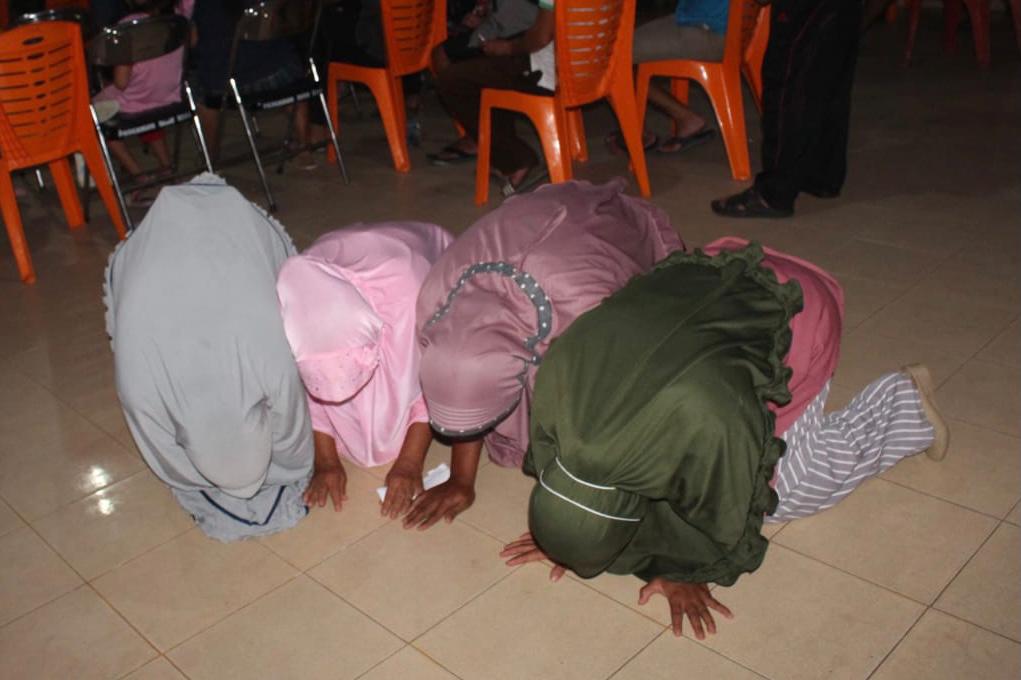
0, 21, 92, 170
554, 0, 635, 108
381, 0, 447, 77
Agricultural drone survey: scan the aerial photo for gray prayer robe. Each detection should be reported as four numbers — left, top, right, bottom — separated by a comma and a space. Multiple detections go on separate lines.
104, 174, 312, 541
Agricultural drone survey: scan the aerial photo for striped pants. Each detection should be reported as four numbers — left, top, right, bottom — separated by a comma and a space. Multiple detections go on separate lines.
767, 372, 935, 522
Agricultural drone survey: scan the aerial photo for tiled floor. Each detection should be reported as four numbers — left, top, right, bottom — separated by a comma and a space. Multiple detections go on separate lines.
1, 14, 1019, 680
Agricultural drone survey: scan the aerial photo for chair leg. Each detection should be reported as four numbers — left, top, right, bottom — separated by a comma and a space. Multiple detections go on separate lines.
475, 97, 494, 205
85, 106, 129, 236
705, 74, 751, 181
0, 170, 35, 283
965, 0, 992, 66
185, 83, 214, 173
608, 82, 652, 198
318, 88, 350, 183
231, 79, 277, 212
49, 158, 85, 229
1011, 0, 1021, 52
376, 74, 410, 173
943, 0, 964, 54
905, 0, 922, 64
326, 71, 342, 164
567, 108, 588, 162
635, 67, 653, 133
527, 101, 571, 183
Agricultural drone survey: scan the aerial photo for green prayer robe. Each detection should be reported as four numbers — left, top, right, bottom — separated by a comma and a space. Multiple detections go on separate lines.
525, 244, 803, 586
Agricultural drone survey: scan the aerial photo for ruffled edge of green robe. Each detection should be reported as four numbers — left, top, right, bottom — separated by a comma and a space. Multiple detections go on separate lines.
642, 242, 803, 585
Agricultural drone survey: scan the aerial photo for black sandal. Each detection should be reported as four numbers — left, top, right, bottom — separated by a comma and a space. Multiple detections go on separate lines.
710, 187, 793, 219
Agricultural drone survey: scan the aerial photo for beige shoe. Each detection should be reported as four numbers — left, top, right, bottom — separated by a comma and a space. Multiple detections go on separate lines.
903, 363, 950, 461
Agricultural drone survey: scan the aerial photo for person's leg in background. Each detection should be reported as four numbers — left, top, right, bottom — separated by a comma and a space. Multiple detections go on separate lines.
711, 0, 864, 217
434, 54, 543, 187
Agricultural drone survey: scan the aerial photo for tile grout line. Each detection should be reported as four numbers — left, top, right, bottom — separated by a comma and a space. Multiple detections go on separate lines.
862, 604, 929, 680
877, 475, 1019, 523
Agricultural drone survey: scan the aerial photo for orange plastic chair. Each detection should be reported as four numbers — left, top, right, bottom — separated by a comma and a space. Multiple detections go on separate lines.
0, 21, 127, 284
327, 0, 447, 173
743, 2, 769, 112
635, 0, 767, 181
475, 0, 649, 205
904, 0, 1020, 66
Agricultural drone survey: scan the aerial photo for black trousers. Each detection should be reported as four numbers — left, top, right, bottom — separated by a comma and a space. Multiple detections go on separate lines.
435, 54, 547, 175
754, 0, 863, 210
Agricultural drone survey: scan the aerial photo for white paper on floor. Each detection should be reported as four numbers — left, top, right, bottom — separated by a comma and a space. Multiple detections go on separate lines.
376, 463, 451, 502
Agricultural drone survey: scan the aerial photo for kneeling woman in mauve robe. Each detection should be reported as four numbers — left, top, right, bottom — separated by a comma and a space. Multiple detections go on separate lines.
275, 222, 453, 517
503, 241, 948, 637
104, 175, 313, 541
410, 179, 682, 530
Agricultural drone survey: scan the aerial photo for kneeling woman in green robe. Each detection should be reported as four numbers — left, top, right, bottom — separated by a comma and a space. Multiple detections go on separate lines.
502, 242, 947, 638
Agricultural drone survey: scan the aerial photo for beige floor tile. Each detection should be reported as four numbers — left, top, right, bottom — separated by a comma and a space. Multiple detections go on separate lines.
33, 471, 195, 580
310, 520, 509, 640
0, 410, 145, 521
0, 587, 155, 680
823, 384, 857, 413
855, 286, 1016, 357
836, 275, 907, 331
938, 360, 1021, 437
0, 526, 82, 625
357, 646, 457, 680
872, 609, 1021, 680
848, 198, 974, 257
259, 466, 391, 570
458, 462, 533, 543
832, 330, 966, 393
122, 657, 188, 680
93, 529, 297, 651
169, 576, 401, 680
1007, 503, 1021, 526
569, 570, 671, 626
417, 564, 662, 680
613, 630, 764, 680
0, 498, 23, 538
978, 320, 1020, 369
882, 420, 1021, 518
813, 239, 941, 287
776, 479, 996, 603
919, 251, 1021, 312
936, 523, 1021, 641
699, 545, 923, 680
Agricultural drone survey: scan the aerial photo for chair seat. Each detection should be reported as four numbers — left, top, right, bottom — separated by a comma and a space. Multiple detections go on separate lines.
240, 78, 322, 112
101, 100, 193, 140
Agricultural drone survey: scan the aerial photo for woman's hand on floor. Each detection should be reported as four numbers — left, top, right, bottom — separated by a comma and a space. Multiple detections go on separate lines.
638, 578, 733, 640
381, 462, 425, 519
402, 479, 476, 530
500, 532, 566, 581
303, 465, 348, 511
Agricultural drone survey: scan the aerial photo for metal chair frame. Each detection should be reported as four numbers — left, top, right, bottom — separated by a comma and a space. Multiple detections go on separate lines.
87, 13, 214, 230
221, 0, 348, 212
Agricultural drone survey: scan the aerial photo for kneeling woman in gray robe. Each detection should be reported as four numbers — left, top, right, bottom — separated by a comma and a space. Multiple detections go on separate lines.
104, 175, 313, 541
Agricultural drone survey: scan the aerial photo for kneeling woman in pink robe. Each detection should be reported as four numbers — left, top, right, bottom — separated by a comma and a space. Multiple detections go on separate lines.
276, 222, 453, 515
407, 180, 683, 530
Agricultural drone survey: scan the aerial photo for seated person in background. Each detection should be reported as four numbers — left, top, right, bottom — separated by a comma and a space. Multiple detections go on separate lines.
608, 0, 725, 155
190, 0, 313, 166
275, 222, 454, 517
104, 174, 314, 542
92, 0, 191, 202
430, 0, 554, 193
408, 179, 682, 530
427, 0, 539, 165
503, 240, 949, 638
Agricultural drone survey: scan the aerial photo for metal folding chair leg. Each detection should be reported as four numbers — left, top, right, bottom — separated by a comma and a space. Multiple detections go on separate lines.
310, 60, 349, 184
90, 104, 132, 231
231, 79, 276, 212
185, 83, 214, 173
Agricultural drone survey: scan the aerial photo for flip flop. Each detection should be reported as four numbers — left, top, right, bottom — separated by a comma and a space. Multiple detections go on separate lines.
656, 127, 716, 154
604, 130, 658, 157
427, 142, 477, 166
710, 187, 794, 219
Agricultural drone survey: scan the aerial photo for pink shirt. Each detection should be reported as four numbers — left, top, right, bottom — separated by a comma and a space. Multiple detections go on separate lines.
95, 11, 186, 114
703, 237, 845, 435
279, 223, 453, 468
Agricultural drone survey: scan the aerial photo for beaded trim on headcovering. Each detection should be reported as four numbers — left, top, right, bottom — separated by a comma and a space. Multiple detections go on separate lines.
425, 261, 553, 437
